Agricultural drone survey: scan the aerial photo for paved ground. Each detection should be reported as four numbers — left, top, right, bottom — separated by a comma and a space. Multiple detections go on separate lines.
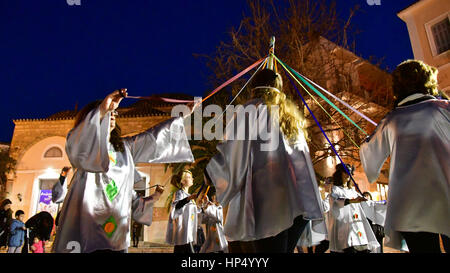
0, 242, 427, 253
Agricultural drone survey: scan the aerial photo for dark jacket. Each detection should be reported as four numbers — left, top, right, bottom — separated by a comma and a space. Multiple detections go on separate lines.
0, 208, 13, 246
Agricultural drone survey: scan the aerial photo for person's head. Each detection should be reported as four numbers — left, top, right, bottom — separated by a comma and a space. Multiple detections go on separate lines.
179, 170, 193, 190
323, 177, 333, 192
1, 199, 12, 211
250, 69, 306, 142
392, 60, 440, 105
33, 237, 40, 244
363, 192, 373, 200
74, 100, 124, 152
207, 186, 218, 204
15, 210, 24, 222
332, 163, 353, 187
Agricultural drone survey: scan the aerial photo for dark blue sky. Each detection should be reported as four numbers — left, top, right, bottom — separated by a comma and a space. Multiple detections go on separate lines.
0, 0, 417, 143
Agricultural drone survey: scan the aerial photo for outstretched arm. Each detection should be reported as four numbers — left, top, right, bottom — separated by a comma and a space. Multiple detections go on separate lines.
66, 89, 126, 172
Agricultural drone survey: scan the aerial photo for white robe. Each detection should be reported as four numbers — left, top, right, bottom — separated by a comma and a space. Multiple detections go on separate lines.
297, 194, 330, 248
166, 190, 200, 246
206, 98, 326, 242
360, 97, 450, 250
328, 186, 380, 253
200, 203, 228, 253
52, 107, 194, 253
361, 200, 387, 227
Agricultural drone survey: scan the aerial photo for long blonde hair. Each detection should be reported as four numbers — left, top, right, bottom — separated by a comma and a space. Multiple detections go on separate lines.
250, 69, 306, 143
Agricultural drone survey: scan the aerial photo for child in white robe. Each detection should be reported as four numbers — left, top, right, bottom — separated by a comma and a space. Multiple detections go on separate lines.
200, 191, 228, 253
328, 164, 380, 253
166, 170, 201, 253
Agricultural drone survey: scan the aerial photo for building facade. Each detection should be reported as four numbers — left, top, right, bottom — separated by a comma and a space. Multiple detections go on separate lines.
398, 0, 450, 96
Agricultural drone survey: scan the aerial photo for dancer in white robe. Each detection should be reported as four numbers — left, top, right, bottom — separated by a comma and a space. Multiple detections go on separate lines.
53, 89, 195, 253
205, 69, 326, 253
360, 60, 449, 253
200, 192, 228, 253
361, 192, 387, 252
328, 164, 380, 253
296, 192, 330, 253
166, 170, 201, 253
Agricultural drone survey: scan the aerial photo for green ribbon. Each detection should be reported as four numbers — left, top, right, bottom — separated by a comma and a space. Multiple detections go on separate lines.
275, 56, 368, 136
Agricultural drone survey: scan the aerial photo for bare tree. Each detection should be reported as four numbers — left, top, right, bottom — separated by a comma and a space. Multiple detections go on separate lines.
201, 0, 393, 174
166, 0, 394, 205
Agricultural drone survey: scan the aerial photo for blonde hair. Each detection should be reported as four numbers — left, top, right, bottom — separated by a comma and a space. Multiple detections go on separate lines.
251, 69, 306, 143
169, 170, 193, 190
180, 170, 192, 183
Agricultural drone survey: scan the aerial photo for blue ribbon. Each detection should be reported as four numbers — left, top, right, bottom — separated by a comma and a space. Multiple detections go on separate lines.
281, 65, 364, 196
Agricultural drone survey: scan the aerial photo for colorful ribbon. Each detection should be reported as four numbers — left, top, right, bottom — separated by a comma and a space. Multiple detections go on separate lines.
299, 74, 378, 127
201, 58, 266, 103
126, 96, 195, 103
281, 63, 364, 195
276, 56, 368, 136
214, 56, 268, 124
126, 58, 265, 105
275, 58, 361, 149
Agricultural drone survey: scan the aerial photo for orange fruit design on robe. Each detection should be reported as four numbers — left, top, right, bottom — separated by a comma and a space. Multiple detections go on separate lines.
102, 216, 117, 238
104, 223, 115, 233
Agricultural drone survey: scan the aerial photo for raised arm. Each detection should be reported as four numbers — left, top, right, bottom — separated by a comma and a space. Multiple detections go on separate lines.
124, 117, 194, 164
66, 90, 126, 172
131, 186, 165, 226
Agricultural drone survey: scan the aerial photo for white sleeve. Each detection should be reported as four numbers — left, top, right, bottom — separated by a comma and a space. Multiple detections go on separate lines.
359, 119, 390, 183
65, 107, 110, 172
124, 117, 194, 164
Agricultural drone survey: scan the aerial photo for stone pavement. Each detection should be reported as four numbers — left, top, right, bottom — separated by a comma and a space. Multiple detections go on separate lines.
0, 242, 418, 253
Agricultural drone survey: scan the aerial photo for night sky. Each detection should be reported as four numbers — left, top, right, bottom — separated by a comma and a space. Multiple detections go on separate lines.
0, 0, 418, 143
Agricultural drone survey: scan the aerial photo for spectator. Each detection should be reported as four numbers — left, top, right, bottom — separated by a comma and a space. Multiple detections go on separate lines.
7, 210, 26, 253
131, 221, 142, 248
0, 199, 12, 249
30, 237, 44, 253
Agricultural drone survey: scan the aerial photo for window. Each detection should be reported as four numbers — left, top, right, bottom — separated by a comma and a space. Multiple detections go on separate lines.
44, 147, 63, 158
431, 18, 450, 55
425, 13, 450, 57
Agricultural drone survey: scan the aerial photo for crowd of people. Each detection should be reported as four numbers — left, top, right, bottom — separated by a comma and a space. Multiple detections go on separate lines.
1, 59, 448, 254
0, 199, 51, 253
